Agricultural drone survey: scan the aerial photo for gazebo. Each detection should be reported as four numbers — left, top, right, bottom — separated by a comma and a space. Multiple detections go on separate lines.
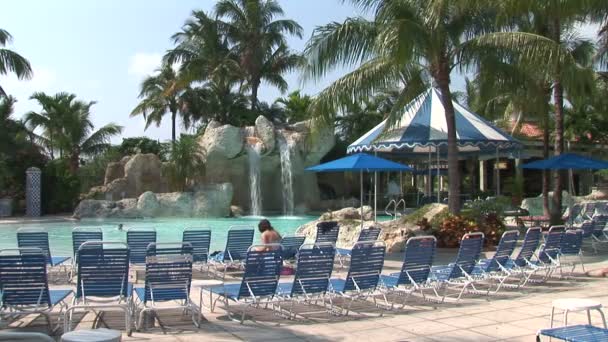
347, 88, 522, 203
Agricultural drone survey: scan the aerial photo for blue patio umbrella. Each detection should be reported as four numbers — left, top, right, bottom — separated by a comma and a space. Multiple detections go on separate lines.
521, 153, 608, 170
521, 153, 608, 222
306, 153, 413, 228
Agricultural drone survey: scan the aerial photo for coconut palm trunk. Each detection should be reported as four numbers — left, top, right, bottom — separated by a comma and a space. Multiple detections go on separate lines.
542, 110, 550, 216
551, 18, 565, 223
435, 59, 461, 213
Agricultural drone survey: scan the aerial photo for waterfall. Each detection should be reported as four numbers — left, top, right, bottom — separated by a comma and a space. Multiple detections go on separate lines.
246, 142, 263, 216
279, 135, 295, 216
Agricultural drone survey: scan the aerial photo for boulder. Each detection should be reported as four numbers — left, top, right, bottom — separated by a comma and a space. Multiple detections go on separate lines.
137, 191, 159, 217
199, 124, 243, 159
295, 206, 419, 251
319, 206, 373, 221
73, 200, 115, 218
104, 161, 125, 185
192, 183, 233, 217
156, 192, 193, 217
110, 198, 140, 218
521, 191, 571, 216
230, 205, 244, 217
254, 115, 275, 154
124, 154, 163, 197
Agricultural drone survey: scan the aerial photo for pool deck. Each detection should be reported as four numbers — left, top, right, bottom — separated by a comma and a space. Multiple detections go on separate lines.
5, 247, 608, 341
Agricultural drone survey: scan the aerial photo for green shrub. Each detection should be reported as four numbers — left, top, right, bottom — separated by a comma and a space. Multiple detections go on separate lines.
118, 137, 164, 157
434, 215, 478, 248
42, 159, 81, 214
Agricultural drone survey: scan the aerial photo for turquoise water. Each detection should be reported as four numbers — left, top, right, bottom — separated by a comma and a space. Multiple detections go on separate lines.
0, 216, 316, 257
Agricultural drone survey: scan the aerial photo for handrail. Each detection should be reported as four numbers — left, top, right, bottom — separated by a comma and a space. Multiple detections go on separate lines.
395, 199, 406, 218
385, 199, 406, 219
385, 200, 397, 219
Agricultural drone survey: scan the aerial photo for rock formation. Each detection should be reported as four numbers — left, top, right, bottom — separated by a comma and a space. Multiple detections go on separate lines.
200, 117, 335, 212
73, 183, 233, 219
295, 206, 421, 253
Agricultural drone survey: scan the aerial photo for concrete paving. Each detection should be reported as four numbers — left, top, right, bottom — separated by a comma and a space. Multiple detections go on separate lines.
4, 246, 608, 341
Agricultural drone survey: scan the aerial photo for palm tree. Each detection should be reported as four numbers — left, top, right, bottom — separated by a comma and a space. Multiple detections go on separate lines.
464, 1, 596, 221
163, 134, 205, 192
131, 64, 185, 143
214, 0, 303, 110
274, 90, 312, 123
303, 0, 491, 214
26, 92, 122, 173
0, 29, 32, 97
24, 92, 70, 159
165, 10, 246, 126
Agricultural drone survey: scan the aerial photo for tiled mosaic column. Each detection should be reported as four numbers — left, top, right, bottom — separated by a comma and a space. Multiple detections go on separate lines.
26, 167, 41, 217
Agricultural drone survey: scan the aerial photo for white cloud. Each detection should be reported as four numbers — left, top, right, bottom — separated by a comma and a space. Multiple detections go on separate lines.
128, 52, 162, 78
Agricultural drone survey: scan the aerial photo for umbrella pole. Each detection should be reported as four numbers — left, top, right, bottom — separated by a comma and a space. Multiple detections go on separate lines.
374, 151, 378, 223
428, 150, 432, 197
360, 170, 364, 230
496, 147, 500, 196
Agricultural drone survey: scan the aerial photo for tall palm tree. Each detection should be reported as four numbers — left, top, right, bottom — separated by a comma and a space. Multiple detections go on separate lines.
131, 64, 186, 143
26, 92, 122, 173
24, 92, 71, 159
464, 1, 596, 221
214, 0, 303, 110
274, 90, 312, 123
303, 0, 491, 214
0, 29, 32, 97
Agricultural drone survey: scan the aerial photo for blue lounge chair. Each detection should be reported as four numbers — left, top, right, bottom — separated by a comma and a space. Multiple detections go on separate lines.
209, 244, 283, 323
182, 228, 211, 271
558, 229, 585, 277
329, 240, 386, 316
472, 230, 520, 293
538, 325, 608, 341
70, 227, 103, 277
277, 242, 336, 318
506, 226, 542, 288
583, 202, 598, 220
210, 226, 254, 277
126, 227, 156, 265
280, 235, 306, 260
64, 241, 132, 334
533, 225, 566, 281
431, 232, 485, 302
336, 227, 381, 267
0, 248, 72, 333
134, 242, 198, 331
380, 236, 437, 308
315, 221, 340, 244
71, 227, 103, 258
17, 227, 71, 269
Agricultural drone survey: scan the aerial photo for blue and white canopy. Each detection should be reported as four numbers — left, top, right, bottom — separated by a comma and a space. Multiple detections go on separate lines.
347, 88, 521, 154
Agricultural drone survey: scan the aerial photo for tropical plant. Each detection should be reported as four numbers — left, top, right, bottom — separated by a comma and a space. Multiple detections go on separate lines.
335, 98, 384, 144
163, 134, 205, 192
131, 64, 190, 143
214, 0, 303, 109
464, 0, 596, 221
25, 92, 123, 174
117, 137, 164, 157
0, 29, 32, 97
303, 0, 492, 214
274, 90, 312, 123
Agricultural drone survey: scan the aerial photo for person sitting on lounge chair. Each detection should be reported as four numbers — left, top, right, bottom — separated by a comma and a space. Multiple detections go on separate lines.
257, 219, 282, 251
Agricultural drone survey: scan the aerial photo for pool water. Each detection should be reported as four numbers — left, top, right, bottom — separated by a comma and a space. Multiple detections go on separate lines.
0, 216, 316, 257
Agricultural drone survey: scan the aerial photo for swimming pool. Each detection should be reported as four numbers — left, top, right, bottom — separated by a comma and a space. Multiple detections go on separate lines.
0, 216, 316, 257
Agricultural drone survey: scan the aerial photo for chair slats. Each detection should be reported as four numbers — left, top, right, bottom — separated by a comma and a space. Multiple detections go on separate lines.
142, 243, 193, 303
237, 245, 283, 299
484, 230, 519, 272
358, 227, 381, 242
513, 227, 542, 267
17, 230, 53, 264
343, 241, 386, 292
446, 233, 484, 279
280, 236, 306, 260
0, 249, 50, 306
396, 236, 436, 285
76, 242, 130, 299
224, 228, 254, 262
72, 228, 103, 258
315, 221, 339, 244
561, 229, 583, 255
183, 229, 211, 263
538, 226, 565, 263
290, 243, 335, 296
127, 229, 156, 264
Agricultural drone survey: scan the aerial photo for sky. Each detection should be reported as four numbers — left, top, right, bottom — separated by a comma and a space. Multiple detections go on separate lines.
0, 1, 601, 143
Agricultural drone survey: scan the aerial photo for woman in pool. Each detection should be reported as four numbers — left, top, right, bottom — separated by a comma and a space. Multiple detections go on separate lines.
258, 219, 282, 245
